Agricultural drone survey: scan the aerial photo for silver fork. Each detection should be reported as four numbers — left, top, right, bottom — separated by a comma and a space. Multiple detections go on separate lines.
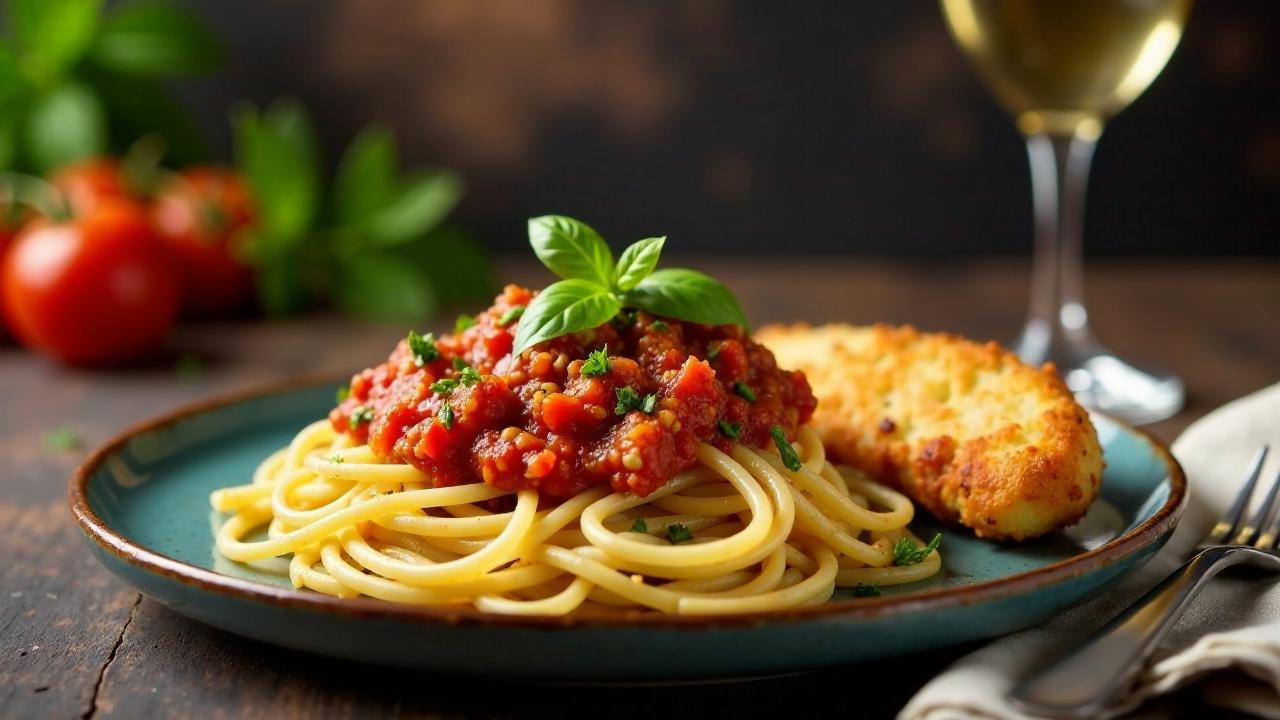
1011, 445, 1280, 719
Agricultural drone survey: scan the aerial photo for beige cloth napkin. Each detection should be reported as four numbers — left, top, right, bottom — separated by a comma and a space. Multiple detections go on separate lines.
901, 383, 1280, 720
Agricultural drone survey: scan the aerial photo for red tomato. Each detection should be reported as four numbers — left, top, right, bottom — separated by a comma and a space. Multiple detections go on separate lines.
1, 198, 180, 365
50, 157, 129, 216
0, 234, 11, 342
0, 206, 29, 341
151, 166, 255, 317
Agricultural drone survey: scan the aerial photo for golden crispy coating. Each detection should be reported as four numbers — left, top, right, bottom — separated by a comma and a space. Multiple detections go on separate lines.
754, 323, 1103, 541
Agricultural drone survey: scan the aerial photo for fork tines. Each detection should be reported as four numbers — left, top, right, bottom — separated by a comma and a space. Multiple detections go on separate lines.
1207, 446, 1280, 548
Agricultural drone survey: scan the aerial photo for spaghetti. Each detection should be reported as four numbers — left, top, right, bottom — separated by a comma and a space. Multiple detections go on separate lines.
211, 421, 941, 616
209, 228, 947, 616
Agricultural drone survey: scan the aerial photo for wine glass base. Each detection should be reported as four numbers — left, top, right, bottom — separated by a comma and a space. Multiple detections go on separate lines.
1015, 336, 1185, 425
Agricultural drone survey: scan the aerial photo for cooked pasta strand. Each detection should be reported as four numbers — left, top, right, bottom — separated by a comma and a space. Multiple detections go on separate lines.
210, 421, 942, 615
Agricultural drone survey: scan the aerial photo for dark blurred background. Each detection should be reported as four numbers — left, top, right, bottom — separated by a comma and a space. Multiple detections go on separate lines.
180, 0, 1277, 256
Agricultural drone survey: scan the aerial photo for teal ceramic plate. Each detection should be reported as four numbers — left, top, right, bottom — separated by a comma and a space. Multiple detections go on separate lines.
70, 380, 1185, 681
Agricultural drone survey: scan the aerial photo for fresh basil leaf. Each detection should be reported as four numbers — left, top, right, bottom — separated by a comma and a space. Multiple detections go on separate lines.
335, 250, 436, 321
8, 0, 101, 84
24, 82, 105, 173
624, 268, 747, 329
90, 2, 220, 77
527, 215, 615, 286
513, 278, 619, 354
333, 125, 397, 226
613, 236, 664, 291
365, 169, 461, 246
232, 99, 319, 242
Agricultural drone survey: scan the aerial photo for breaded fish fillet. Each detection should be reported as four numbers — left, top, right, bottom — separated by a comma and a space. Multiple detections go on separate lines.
754, 323, 1102, 541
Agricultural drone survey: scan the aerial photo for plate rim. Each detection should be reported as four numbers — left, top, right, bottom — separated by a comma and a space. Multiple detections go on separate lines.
68, 376, 1187, 630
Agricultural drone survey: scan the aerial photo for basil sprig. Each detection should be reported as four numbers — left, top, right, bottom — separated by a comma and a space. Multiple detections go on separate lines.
513, 216, 748, 354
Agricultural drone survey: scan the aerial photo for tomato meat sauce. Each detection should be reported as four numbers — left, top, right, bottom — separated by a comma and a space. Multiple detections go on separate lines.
332, 285, 816, 498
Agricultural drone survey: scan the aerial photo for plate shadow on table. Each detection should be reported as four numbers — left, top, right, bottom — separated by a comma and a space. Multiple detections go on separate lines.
105, 597, 985, 718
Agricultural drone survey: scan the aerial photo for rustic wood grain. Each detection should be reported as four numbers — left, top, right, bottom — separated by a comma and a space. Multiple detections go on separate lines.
0, 318, 405, 720
1, 258, 1275, 720
0, 496, 138, 719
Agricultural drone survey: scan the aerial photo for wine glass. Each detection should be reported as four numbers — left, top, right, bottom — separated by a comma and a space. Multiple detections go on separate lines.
940, 0, 1192, 424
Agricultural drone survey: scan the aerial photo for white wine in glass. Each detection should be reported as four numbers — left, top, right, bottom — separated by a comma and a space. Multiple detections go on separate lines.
941, 0, 1192, 424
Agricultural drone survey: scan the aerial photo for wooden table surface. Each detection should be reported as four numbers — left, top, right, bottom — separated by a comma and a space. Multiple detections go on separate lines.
2, 258, 1276, 719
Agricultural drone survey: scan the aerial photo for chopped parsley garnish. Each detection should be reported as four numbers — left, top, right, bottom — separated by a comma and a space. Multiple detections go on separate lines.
335, 385, 350, 403
348, 406, 374, 429
452, 357, 468, 371
614, 386, 656, 415
614, 386, 639, 415
431, 366, 481, 394
651, 319, 669, 332
407, 330, 439, 366
666, 523, 693, 544
630, 517, 648, 534
852, 584, 882, 597
706, 342, 722, 360
718, 420, 742, 440
498, 305, 526, 326
581, 347, 610, 377
732, 382, 756, 402
44, 427, 81, 452
454, 314, 476, 332
770, 425, 802, 471
893, 533, 942, 566
329, 454, 344, 464
439, 402, 455, 430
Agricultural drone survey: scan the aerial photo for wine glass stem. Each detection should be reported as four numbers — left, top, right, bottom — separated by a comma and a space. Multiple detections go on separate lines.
1019, 130, 1099, 365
